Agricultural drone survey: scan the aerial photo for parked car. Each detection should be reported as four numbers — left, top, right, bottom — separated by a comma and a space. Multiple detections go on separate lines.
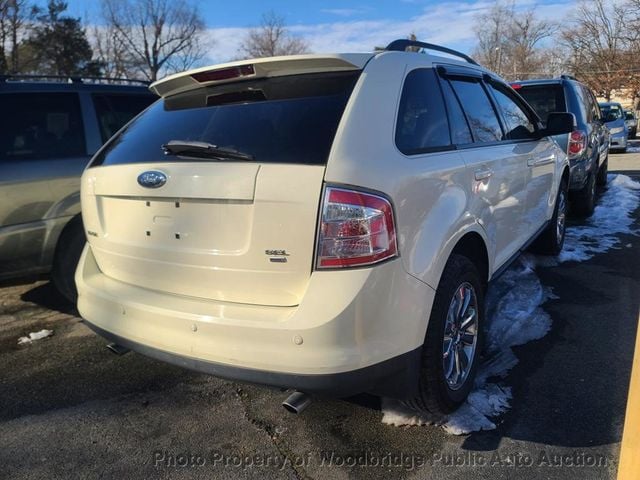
511, 76, 609, 217
599, 102, 628, 153
0, 75, 155, 302
76, 40, 572, 417
624, 109, 637, 138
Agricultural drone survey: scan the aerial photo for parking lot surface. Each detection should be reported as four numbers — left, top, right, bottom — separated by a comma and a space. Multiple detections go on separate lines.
1, 145, 639, 480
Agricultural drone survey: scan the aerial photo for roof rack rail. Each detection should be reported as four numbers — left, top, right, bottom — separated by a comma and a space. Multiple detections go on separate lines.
0, 74, 150, 86
385, 39, 479, 66
560, 74, 578, 81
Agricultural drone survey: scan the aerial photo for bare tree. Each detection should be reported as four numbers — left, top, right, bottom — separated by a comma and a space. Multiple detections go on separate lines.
0, 0, 33, 74
473, 0, 556, 80
562, 0, 632, 100
238, 11, 309, 59
102, 0, 206, 81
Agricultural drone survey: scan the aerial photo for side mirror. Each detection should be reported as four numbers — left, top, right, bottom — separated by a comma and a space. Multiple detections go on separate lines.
539, 112, 575, 137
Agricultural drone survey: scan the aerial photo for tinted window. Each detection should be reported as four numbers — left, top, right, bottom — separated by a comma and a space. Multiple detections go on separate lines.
93, 93, 155, 142
517, 84, 566, 125
396, 69, 450, 154
0, 92, 86, 161
489, 85, 535, 140
91, 72, 359, 167
450, 79, 502, 143
441, 80, 473, 144
626, 111, 635, 120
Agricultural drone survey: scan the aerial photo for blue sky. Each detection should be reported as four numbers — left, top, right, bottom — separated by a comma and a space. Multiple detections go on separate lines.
64, 0, 574, 63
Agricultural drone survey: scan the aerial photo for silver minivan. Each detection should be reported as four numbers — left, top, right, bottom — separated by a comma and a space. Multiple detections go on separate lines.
0, 76, 154, 301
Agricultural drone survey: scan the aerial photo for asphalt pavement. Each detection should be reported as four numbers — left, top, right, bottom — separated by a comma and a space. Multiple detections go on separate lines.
1, 144, 639, 479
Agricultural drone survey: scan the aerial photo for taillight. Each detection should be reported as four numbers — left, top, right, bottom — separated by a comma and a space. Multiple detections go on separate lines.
191, 64, 255, 83
568, 130, 587, 159
316, 186, 398, 268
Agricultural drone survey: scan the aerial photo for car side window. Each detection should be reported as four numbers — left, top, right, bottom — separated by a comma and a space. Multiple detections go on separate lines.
93, 94, 155, 143
589, 91, 602, 121
489, 84, 536, 140
449, 78, 503, 143
441, 80, 473, 144
395, 68, 451, 154
0, 92, 86, 161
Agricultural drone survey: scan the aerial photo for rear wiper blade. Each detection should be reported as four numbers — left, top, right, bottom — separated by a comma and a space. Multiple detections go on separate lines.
162, 140, 254, 161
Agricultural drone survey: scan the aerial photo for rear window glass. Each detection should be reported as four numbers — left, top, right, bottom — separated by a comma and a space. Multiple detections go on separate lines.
395, 68, 450, 154
0, 92, 86, 161
90, 72, 360, 167
93, 93, 155, 143
517, 84, 566, 125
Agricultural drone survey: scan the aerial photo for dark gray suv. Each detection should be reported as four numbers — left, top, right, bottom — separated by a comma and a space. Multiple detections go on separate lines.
0, 76, 154, 301
512, 76, 609, 217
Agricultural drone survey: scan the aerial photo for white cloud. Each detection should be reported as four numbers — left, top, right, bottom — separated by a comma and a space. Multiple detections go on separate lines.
201, 1, 574, 65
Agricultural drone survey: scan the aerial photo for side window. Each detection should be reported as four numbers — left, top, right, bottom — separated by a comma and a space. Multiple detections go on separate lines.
441, 80, 473, 144
582, 86, 594, 123
93, 94, 155, 143
0, 92, 86, 161
573, 85, 588, 124
589, 91, 601, 121
450, 78, 503, 143
396, 68, 451, 154
489, 85, 536, 140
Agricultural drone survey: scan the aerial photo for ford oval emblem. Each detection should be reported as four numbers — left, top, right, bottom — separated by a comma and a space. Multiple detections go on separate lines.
137, 170, 167, 189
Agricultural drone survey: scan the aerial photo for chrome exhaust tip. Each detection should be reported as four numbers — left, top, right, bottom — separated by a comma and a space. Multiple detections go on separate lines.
282, 391, 311, 414
106, 343, 130, 355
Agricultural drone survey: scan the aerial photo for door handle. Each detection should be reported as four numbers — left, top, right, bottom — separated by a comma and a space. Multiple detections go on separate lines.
474, 167, 493, 181
527, 155, 555, 167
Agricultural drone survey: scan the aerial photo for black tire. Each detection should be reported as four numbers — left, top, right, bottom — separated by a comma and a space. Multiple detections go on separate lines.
531, 179, 568, 256
571, 170, 596, 217
621, 147, 628, 153
405, 254, 485, 420
596, 157, 608, 187
51, 216, 86, 304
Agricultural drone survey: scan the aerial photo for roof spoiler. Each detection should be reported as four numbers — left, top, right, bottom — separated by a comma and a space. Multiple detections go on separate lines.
385, 39, 479, 66
149, 54, 371, 98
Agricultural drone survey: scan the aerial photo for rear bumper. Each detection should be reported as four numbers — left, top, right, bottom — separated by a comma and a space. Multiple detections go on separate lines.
76, 245, 434, 398
85, 321, 421, 397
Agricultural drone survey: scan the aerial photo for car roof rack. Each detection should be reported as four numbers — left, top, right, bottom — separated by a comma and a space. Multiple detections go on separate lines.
385, 39, 479, 66
0, 74, 150, 86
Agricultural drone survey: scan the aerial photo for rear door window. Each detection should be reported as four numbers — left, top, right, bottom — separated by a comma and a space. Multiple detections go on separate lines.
441, 80, 473, 145
489, 85, 536, 140
91, 72, 360, 167
92, 93, 155, 143
0, 92, 86, 161
516, 84, 566, 125
395, 68, 451, 154
450, 78, 503, 143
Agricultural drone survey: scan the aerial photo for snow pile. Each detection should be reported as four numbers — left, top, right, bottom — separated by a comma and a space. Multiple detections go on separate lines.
560, 174, 640, 262
383, 174, 640, 435
18, 329, 53, 345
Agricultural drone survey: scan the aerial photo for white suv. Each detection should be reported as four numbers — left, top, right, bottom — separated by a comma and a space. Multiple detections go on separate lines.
76, 40, 573, 417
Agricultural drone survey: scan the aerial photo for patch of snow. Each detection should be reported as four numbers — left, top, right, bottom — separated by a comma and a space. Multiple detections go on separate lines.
560, 174, 640, 262
382, 174, 640, 435
18, 329, 53, 344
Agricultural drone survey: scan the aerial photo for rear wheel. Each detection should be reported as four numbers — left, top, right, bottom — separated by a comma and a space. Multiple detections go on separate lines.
405, 254, 484, 420
572, 170, 596, 217
51, 216, 86, 304
532, 179, 567, 255
596, 157, 608, 187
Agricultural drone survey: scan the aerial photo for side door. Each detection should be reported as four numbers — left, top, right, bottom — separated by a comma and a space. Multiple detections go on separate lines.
587, 88, 609, 164
487, 82, 558, 239
439, 68, 528, 271
0, 91, 89, 277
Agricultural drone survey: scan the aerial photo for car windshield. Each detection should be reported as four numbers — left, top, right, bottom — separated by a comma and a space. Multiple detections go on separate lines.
515, 84, 566, 125
600, 105, 623, 121
625, 111, 635, 120
90, 71, 360, 167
